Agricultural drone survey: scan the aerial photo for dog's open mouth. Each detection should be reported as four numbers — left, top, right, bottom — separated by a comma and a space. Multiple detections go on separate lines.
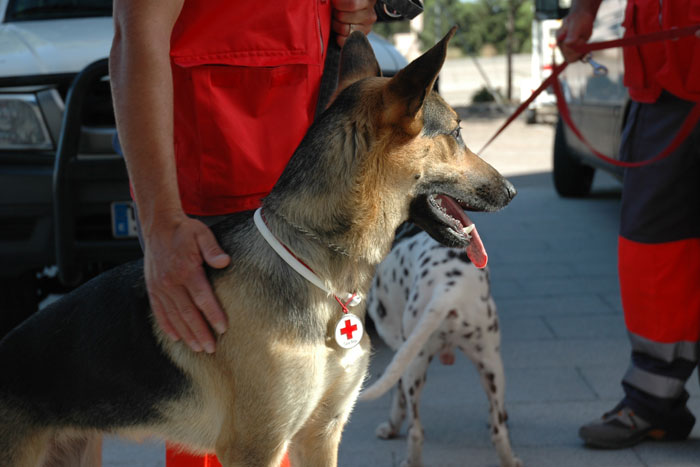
428, 194, 488, 268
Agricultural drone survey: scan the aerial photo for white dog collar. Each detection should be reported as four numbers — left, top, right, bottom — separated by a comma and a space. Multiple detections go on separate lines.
254, 208, 363, 349
253, 209, 362, 308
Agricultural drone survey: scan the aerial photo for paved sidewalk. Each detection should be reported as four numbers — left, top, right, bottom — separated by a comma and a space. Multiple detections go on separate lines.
102, 118, 700, 466
339, 170, 700, 467
336, 118, 700, 467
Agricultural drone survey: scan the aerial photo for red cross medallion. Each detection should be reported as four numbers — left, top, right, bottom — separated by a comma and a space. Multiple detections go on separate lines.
334, 313, 363, 349
340, 320, 358, 339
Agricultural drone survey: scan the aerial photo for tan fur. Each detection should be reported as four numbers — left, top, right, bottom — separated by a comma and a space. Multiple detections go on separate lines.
1, 28, 515, 467
2, 429, 102, 467
149, 278, 371, 465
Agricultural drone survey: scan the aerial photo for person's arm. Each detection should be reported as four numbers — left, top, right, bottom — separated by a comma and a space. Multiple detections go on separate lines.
557, 0, 604, 62
332, 0, 378, 46
110, 0, 229, 354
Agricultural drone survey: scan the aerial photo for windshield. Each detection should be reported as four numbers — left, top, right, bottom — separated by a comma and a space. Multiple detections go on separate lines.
5, 0, 112, 22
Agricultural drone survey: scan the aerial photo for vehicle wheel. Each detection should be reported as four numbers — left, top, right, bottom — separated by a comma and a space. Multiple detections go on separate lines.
553, 117, 595, 197
0, 272, 41, 338
525, 108, 537, 124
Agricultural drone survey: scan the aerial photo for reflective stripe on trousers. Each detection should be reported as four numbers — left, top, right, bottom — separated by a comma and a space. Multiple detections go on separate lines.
623, 333, 699, 399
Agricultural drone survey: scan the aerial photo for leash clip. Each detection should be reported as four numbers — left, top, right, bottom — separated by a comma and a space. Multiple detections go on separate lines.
581, 53, 608, 77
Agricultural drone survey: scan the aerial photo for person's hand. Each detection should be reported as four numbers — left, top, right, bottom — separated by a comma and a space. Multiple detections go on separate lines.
557, 9, 597, 63
332, 0, 378, 47
143, 215, 230, 353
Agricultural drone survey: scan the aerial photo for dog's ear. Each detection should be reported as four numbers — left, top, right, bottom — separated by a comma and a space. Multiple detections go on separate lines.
383, 26, 456, 135
328, 31, 381, 106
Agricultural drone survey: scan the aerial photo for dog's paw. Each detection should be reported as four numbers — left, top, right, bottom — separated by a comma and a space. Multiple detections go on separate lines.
375, 422, 398, 439
400, 459, 423, 467
502, 457, 523, 467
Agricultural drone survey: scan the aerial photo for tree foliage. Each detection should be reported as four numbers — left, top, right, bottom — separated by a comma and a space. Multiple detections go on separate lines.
420, 0, 533, 55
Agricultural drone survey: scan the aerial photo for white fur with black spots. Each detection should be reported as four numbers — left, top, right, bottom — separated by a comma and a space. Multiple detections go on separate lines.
361, 230, 521, 467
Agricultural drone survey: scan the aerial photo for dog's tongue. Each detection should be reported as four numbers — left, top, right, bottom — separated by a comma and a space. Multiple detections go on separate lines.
438, 195, 488, 269
465, 225, 488, 269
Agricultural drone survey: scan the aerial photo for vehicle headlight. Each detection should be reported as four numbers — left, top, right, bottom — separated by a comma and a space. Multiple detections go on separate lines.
0, 94, 53, 150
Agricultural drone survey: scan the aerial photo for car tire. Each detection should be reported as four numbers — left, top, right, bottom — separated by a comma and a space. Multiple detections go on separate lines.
525, 108, 537, 124
553, 117, 595, 197
0, 272, 41, 338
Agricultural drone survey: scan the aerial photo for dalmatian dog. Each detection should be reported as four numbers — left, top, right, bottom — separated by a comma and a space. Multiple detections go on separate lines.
359, 225, 521, 467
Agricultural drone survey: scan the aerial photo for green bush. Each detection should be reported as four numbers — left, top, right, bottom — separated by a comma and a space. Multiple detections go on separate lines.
420, 0, 533, 56
472, 87, 496, 103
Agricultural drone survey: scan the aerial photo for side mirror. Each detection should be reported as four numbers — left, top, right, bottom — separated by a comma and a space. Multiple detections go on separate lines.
534, 0, 571, 19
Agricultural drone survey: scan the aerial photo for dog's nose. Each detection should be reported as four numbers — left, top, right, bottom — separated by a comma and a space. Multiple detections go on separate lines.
504, 179, 517, 201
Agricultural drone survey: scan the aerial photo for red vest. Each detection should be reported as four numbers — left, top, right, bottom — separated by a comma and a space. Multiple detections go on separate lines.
170, 0, 332, 215
622, 0, 700, 103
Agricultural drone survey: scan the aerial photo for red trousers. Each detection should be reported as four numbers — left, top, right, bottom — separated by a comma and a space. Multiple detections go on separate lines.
166, 444, 290, 467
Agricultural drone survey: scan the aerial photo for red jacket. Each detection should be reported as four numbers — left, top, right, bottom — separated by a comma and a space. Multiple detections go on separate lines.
622, 0, 700, 103
170, 0, 332, 215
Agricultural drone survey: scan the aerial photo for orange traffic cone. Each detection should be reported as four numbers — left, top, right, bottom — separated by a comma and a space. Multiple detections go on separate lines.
165, 444, 290, 467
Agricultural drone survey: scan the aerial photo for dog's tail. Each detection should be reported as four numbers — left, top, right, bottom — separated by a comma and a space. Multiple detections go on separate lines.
359, 297, 453, 401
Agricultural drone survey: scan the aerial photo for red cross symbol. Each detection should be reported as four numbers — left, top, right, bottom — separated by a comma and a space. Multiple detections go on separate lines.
340, 319, 358, 340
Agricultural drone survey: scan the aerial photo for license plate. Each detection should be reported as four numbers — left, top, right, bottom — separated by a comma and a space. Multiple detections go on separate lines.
110, 201, 138, 238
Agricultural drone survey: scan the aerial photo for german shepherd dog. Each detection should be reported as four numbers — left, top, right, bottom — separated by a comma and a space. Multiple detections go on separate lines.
0, 28, 515, 467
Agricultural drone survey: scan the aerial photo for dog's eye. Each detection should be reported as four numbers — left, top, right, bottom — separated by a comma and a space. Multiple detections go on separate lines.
451, 127, 462, 140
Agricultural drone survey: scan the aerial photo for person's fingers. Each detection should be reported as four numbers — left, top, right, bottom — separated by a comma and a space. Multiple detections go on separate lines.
149, 293, 179, 342
557, 12, 596, 63
191, 225, 229, 335
332, 19, 347, 46
146, 258, 203, 350
152, 289, 199, 349
186, 265, 228, 336
556, 19, 579, 63
332, 18, 374, 47
332, 0, 377, 46
333, 8, 377, 28
145, 253, 193, 345
168, 285, 217, 353
143, 217, 228, 353
332, 0, 374, 12
337, 19, 373, 35
197, 226, 230, 270
556, 21, 568, 44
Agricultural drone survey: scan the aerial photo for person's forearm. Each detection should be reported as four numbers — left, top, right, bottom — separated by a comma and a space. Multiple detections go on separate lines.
110, 0, 185, 236
558, 0, 603, 62
109, 0, 228, 352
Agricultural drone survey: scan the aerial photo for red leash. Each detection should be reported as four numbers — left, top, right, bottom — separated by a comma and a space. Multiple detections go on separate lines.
477, 24, 700, 167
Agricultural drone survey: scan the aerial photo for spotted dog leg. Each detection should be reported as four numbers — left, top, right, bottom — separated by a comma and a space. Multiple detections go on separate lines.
375, 378, 407, 439
460, 334, 522, 467
398, 353, 432, 467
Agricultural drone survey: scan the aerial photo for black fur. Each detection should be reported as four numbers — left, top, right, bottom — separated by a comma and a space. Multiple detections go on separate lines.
264, 84, 369, 241
0, 261, 189, 428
